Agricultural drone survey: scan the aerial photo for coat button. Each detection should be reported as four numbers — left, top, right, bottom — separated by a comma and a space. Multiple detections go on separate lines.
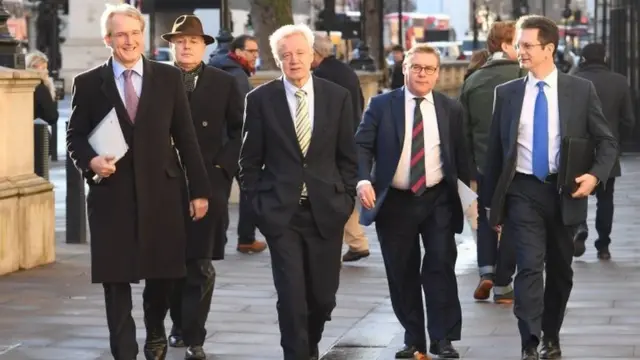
202, 121, 208, 127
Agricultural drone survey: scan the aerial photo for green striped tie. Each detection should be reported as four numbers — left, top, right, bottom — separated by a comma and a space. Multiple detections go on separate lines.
295, 90, 311, 196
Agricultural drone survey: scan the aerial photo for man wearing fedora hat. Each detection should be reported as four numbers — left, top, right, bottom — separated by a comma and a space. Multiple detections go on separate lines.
161, 14, 244, 360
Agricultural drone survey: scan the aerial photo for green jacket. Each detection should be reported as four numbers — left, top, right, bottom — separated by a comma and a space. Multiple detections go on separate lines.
459, 57, 527, 178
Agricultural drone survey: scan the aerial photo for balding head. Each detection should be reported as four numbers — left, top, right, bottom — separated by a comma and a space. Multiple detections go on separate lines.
311, 33, 334, 68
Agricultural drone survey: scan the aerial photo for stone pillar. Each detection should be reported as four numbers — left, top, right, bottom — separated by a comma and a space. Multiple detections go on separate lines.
59, 0, 121, 93
0, 67, 55, 276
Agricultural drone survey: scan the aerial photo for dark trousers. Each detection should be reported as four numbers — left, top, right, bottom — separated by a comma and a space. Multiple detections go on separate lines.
103, 279, 174, 360
169, 259, 216, 346
267, 205, 342, 360
375, 185, 462, 353
477, 174, 516, 286
594, 177, 615, 250
235, 173, 257, 245
506, 174, 574, 348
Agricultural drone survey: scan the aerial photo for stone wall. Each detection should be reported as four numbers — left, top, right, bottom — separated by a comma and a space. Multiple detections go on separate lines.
0, 68, 55, 276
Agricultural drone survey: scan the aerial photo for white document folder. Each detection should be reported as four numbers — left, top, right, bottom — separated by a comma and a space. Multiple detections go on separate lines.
88, 108, 129, 182
457, 179, 478, 211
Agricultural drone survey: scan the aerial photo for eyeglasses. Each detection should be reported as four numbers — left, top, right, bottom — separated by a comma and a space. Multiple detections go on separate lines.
409, 64, 438, 75
515, 43, 546, 51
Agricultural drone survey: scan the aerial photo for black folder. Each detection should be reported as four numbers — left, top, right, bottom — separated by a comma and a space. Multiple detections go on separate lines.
557, 137, 595, 193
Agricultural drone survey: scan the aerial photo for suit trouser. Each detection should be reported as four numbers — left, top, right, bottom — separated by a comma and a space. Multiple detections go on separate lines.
594, 177, 615, 250
506, 174, 574, 348
234, 173, 257, 245
375, 185, 462, 353
476, 174, 516, 288
343, 203, 369, 252
169, 259, 216, 346
103, 279, 174, 360
267, 204, 343, 360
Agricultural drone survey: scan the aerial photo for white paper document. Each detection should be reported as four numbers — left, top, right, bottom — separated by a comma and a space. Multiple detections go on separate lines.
88, 108, 129, 182
457, 179, 478, 211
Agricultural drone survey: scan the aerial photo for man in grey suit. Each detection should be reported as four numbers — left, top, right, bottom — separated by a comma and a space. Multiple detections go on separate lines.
482, 15, 618, 360
572, 43, 635, 260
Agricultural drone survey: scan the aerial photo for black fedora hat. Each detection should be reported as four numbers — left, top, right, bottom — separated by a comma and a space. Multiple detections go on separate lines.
161, 15, 215, 45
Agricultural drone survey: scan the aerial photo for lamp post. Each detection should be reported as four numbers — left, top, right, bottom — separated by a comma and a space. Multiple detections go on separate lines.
0, 0, 25, 68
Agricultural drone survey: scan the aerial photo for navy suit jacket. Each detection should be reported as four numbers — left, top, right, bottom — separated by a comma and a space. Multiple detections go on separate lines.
482, 74, 618, 227
354, 87, 471, 233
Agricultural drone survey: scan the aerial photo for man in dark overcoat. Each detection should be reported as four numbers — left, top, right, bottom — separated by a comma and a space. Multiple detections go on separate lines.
66, 4, 210, 360
160, 15, 244, 360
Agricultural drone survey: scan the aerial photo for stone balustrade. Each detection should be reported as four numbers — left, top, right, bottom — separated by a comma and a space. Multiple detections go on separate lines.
0, 67, 56, 276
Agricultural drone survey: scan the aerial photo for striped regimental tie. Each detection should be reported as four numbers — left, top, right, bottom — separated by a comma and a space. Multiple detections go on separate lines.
295, 89, 311, 197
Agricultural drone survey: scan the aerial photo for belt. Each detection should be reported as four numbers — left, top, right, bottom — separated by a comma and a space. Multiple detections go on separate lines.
515, 172, 558, 184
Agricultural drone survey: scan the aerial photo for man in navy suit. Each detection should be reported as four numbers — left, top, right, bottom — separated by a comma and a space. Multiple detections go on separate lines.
483, 16, 617, 360
355, 43, 471, 360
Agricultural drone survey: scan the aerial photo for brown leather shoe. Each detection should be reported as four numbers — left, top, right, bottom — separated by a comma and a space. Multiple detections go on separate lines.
342, 250, 370, 262
237, 240, 267, 254
473, 275, 494, 300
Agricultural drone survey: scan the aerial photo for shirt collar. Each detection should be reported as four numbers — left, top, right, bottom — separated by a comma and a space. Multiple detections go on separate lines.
404, 86, 434, 104
112, 56, 144, 79
526, 66, 558, 89
283, 75, 314, 96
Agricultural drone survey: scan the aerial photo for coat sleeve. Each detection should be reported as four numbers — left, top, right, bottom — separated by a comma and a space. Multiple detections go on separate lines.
458, 82, 477, 180
66, 75, 99, 181
213, 76, 244, 177
452, 99, 471, 186
335, 89, 359, 197
169, 70, 211, 200
585, 81, 619, 183
238, 91, 264, 194
354, 96, 380, 183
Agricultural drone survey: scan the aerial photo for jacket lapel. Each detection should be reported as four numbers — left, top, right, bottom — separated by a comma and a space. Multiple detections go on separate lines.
391, 88, 405, 148
189, 65, 212, 106
99, 58, 131, 125
433, 92, 450, 162
306, 76, 327, 158
557, 73, 572, 138
508, 78, 526, 149
270, 79, 303, 158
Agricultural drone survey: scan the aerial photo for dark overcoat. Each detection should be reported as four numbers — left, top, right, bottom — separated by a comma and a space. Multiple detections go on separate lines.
67, 57, 211, 284
184, 65, 243, 260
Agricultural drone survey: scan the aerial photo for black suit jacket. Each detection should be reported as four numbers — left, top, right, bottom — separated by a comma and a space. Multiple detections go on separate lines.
67, 57, 210, 283
313, 56, 364, 131
238, 76, 358, 239
354, 87, 471, 233
482, 73, 618, 227
573, 63, 635, 177
183, 65, 244, 260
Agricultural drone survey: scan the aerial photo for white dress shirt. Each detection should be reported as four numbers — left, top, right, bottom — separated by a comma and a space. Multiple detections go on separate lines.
112, 57, 143, 102
516, 68, 561, 175
283, 76, 315, 130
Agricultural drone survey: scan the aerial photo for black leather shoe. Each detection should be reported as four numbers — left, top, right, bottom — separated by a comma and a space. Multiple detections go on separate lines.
522, 347, 539, 360
597, 247, 611, 260
342, 250, 370, 262
169, 333, 185, 348
395, 345, 418, 358
310, 345, 319, 360
540, 338, 562, 359
143, 343, 168, 360
429, 340, 460, 359
185, 345, 206, 360
573, 224, 588, 257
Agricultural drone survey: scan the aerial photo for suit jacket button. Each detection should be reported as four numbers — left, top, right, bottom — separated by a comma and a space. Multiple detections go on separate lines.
202, 121, 208, 127
303, 163, 308, 168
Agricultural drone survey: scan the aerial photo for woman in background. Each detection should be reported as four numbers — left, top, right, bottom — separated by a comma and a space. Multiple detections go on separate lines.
464, 49, 490, 80
25, 50, 58, 125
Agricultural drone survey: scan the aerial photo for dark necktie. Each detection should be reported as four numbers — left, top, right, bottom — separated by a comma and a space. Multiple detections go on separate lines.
410, 97, 426, 195
532, 81, 549, 180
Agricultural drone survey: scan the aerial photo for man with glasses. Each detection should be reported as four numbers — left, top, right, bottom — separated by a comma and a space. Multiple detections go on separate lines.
355, 43, 471, 360
211, 34, 268, 254
482, 15, 617, 360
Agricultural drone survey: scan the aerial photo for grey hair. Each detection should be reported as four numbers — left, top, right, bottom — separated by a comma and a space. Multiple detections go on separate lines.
269, 24, 314, 68
313, 32, 334, 58
100, 3, 146, 39
25, 50, 48, 69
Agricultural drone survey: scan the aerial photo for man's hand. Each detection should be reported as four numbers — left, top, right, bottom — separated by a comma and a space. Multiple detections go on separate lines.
357, 183, 376, 210
190, 198, 209, 220
89, 155, 116, 178
470, 180, 478, 193
572, 173, 599, 198
486, 207, 502, 233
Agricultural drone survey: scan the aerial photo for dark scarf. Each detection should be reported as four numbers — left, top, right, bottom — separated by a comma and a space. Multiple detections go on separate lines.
177, 61, 205, 92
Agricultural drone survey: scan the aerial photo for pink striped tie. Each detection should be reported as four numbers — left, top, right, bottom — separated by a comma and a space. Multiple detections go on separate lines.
123, 70, 139, 122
